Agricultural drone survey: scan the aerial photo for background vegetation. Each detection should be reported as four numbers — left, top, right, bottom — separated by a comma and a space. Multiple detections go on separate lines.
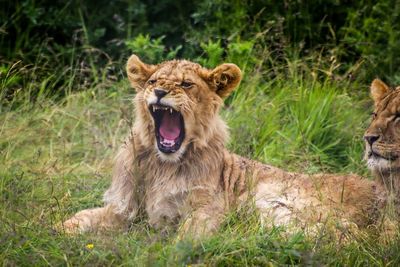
1, 0, 400, 265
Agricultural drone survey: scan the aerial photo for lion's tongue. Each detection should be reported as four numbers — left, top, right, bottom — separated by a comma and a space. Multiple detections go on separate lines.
159, 111, 181, 140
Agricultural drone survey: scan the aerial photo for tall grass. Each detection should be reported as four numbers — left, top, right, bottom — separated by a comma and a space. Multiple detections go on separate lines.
226, 67, 368, 174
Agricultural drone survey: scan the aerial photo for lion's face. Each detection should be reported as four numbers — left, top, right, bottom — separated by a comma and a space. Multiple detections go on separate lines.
364, 79, 400, 172
126, 55, 241, 161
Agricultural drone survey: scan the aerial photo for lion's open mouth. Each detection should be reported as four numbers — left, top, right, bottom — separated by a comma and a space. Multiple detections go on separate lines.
149, 104, 185, 154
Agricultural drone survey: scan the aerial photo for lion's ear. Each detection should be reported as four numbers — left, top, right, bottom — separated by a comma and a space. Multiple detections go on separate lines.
208, 63, 242, 98
126, 54, 157, 91
371, 78, 390, 104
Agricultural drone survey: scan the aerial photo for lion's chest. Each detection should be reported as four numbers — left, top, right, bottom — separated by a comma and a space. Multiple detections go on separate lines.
144, 174, 191, 228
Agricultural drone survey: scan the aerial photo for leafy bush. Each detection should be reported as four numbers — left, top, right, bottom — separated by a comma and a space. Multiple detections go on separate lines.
1, 0, 399, 104
125, 34, 181, 63
340, 0, 400, 82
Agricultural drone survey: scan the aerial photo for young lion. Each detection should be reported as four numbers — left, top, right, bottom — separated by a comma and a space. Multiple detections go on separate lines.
62, 55, 386, 236
364, 79, 400, 217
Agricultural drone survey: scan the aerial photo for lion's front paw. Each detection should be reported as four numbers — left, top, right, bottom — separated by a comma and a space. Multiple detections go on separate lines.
58, 210, 96, 234
178, 216, 217, 240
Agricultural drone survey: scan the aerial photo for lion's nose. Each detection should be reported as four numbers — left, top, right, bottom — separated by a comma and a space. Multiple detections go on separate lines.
154, 89, 168, 99
364, 134, 380, 145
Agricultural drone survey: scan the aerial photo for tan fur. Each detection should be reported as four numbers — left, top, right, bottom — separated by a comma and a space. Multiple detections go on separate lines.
61, 57, 387, 236
370, 78, 391, 105
364, 79, 400, 217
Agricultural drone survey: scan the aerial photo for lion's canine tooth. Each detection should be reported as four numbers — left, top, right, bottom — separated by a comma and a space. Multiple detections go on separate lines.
152, 106, 156, 112
169, 108, 173, 114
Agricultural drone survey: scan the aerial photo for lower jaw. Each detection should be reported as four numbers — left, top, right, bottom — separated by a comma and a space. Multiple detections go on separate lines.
369, 150, 398, 161
367, 157, 400, 171
158, 147, 179, 154
155, 145, 184, 161
156, 139, 183, 154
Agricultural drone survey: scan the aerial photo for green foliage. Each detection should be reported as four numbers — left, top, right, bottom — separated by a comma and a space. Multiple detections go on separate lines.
0, 63, 22, 103
340, 0, 400, 82
197, 40, 225, 68
191, 0, 248, 42
226, 40, 255, 72
125, 34, 181, 64
2, 0, 400, 105
197, 39, 254, 72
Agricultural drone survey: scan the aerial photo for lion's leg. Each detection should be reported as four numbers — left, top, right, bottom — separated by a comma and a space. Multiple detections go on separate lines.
180, 208, 224, 238
179, 191, 226, 238
61, 204, 128, 234
62, 138, 138, 234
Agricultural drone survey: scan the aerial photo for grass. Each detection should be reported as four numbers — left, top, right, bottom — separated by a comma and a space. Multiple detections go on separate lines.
1, 62, 400, 266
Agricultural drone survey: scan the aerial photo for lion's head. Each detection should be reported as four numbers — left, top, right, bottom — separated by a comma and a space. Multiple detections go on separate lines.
364, 79, 400, 172
126, 55, 241, 161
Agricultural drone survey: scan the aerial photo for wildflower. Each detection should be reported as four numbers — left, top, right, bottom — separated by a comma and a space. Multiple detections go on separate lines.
86, 243, 94, 250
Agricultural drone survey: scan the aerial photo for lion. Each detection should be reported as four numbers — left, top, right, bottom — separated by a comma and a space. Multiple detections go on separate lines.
364, 78, 400, 218
61, 55, 387, 236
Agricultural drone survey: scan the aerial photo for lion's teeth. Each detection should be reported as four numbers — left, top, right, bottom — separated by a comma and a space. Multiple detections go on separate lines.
161, 138, 175, 147
151, 105, 175, 113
